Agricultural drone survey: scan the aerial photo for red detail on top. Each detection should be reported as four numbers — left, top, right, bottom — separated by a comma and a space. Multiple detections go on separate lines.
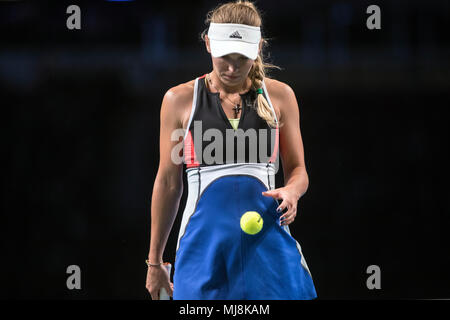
184, 130, 200, 168
269, 125, 279, 163
199, 74, 207, 79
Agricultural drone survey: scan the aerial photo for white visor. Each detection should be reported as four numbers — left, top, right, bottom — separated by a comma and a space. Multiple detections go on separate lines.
207, 23, 261, 60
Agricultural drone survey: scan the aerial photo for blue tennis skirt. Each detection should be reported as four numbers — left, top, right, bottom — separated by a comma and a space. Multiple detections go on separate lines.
173, 174, 317, 300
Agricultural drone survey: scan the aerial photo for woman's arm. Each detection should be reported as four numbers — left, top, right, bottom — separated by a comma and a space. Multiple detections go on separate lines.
262, 80, 309, 226
146, 84, 192, 299
148, 87, 185, 264
278, 83, 309, 200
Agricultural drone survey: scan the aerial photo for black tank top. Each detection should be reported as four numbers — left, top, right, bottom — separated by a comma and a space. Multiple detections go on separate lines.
183, 74, 279, 168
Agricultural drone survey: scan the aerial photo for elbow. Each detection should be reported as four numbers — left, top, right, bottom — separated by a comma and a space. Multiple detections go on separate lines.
167, 183, 184, 199
298, 166, 309, 196
154, 173, 183, 199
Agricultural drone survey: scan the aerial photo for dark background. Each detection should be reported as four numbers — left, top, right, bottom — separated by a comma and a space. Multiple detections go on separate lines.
1, 0, 449, 299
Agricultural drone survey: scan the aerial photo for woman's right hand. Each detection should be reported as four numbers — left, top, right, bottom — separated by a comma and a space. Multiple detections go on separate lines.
145, 265, 174, 300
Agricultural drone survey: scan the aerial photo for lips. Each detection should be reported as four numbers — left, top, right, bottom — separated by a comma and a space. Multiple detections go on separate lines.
223, 74, 239, 80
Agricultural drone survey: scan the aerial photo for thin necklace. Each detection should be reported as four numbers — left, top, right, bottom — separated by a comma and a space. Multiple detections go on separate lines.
207, 74, 242, 118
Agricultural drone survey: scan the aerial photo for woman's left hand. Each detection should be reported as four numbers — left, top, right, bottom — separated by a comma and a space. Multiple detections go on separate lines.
262, 187, 300, 226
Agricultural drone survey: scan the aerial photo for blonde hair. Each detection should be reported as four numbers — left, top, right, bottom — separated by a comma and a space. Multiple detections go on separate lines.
201, 0, 282, 128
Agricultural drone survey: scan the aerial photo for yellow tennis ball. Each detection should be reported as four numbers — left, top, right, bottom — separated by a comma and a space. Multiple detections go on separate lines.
240, 211, 263, 235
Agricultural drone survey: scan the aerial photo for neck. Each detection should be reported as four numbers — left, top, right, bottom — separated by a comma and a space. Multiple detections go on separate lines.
209, 72, 250, 94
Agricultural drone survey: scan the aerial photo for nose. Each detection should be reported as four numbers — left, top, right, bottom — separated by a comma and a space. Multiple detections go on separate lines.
225, 54, 242, 72
228, 63, 239, 73
228, 59, 241, 72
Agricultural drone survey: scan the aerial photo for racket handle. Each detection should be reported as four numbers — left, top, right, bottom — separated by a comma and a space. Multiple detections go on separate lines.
159, 262, 172, 300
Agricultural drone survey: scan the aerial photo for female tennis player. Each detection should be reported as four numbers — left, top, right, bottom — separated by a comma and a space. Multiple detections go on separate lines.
145, 0, 317, 300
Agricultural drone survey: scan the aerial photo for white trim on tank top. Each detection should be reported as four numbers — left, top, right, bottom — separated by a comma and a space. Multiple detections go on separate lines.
183, 77, 200, 142
262, 80, 279, 125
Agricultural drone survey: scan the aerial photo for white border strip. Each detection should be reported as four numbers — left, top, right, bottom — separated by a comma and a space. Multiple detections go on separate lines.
283, 225, 313, 277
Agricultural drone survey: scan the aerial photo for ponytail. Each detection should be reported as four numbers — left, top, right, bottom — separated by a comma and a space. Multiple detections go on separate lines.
248, 51, 282, 128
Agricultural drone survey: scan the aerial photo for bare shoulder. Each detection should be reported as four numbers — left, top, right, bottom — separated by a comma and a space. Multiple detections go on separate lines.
164, 79, 195, 105
162, 79, 196, 129
264, 77, 296, 101
263, 77, 298, 121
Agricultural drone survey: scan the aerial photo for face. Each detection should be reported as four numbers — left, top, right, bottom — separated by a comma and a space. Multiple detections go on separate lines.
205, 35, 256, 86
211, 54, 254, 85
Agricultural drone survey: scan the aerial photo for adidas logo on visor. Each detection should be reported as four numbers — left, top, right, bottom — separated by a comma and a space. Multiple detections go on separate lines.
229, 30, 242, 39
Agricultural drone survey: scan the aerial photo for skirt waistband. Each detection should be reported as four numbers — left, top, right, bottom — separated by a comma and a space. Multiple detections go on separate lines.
186, 163, 276, 195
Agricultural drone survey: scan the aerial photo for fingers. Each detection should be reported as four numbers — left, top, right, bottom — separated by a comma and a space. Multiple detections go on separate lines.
146, 265, 174, 300
164, 282, 174, 297
276, 198, 287, 213
146, 273, 160, 300
149, 287, 160, 300
280, 211, 296, 225
262, 190, 281, 199
279, 203, 297, 226
263, 186, 301, 226
146, 282, 174, 300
